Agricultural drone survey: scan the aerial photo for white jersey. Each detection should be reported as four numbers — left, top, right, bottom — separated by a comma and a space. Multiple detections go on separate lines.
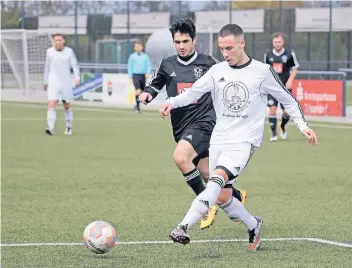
44, 46, 80, 86
166, 58, 308, 147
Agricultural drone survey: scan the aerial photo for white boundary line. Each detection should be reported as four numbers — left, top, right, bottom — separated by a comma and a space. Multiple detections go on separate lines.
1, 238, 351, 248
2, 118, 161, 122
2, 102, 352, 128
2, 117, 352, 129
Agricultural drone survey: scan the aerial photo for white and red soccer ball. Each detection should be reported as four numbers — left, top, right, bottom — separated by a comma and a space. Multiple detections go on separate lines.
83, 220, 116, 254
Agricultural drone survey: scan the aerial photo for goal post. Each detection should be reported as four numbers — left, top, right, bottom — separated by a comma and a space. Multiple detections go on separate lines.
1, 29, 52, 93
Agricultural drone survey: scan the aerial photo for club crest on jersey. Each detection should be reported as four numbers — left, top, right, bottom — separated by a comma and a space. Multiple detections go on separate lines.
281, 55, 288, 63
222, 81, 250, 112
193, 66, 203, 80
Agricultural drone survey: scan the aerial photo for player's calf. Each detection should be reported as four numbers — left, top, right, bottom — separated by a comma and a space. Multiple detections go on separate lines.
268, 106, 278, 140
63, 101, 73, 135
280, 111, 290, 140
174, 141, 204, 195
135, 89, 142, 112
46, 100, 57, 134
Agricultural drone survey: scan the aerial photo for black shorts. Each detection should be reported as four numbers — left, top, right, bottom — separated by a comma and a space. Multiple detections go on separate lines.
132, 74, 146, 91
179, 122, 213, 166
267, 89, 292, 110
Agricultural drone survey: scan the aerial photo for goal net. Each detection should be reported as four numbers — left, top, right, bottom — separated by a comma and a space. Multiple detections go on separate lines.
1, 30, 52, 93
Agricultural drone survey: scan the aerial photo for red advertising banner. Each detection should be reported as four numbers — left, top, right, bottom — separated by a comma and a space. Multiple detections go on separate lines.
291, 80, 343, 116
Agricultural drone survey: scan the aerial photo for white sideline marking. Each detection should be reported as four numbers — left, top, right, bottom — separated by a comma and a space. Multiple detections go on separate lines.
2, 118, 161, 122
1, 102, 158, 115
2, 117, 352, 129
1, 238, 351, 248
3, 102, 352, 128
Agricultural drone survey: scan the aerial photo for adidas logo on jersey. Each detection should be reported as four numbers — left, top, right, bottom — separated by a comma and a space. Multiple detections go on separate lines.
219, 77, 225, 82
170, 71, 176, 77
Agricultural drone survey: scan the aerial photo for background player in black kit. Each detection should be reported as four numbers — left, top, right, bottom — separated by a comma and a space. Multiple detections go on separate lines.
139, 19, 246, 229
264, 33, 300, 141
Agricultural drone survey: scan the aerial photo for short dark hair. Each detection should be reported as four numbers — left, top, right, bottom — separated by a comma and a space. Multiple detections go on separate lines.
169, 18, 196, 40
135, 40, 143, 46
52, 33, 64, 39
219, 24, 244, 38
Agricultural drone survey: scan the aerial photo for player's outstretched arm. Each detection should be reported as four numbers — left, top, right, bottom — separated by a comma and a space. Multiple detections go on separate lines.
302, 128, 318, 146
139, 92, 153, 104
263, 66, 318, 146
164, 66, 215, 111
142, 60, 167, 104
70, 49, 80, 86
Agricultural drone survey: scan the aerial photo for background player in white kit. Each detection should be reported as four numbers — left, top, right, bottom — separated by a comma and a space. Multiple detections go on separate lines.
160, 24, 318, 251
44, 33, 80, 136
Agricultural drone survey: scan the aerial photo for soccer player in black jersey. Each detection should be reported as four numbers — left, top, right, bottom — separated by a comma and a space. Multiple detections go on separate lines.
139, 19, 247, 229
264, 33, 300, 141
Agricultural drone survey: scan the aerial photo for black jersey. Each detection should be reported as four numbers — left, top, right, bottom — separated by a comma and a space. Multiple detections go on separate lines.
264, 49, 299, 85
145, 52, 217, 142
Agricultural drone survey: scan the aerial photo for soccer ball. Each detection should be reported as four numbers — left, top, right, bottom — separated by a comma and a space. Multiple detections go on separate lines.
83, 220, 117, 254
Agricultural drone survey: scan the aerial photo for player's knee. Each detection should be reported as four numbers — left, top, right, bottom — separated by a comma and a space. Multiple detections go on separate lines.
269, 106, 277, 115
216, 189, 233, 205
197, 158, 209, 181
282, 111, 290, 119
64, 103, 71, 110
214, 166, 236, 183
48, 101, 57, 109
173, 142, 197, 170
173, 150, 193, 170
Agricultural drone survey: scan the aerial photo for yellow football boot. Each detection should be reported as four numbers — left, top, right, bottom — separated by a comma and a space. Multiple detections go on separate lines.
200, 205, 217, 229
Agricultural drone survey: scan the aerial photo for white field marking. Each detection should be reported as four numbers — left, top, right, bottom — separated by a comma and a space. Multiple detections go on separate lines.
1, 238, 351, 248
2, 102, 352, 128
4, 102, 352, 126
1, 102, 159, 116
308, 123, 352, 129
2, 118, 161, 122
2, 117, 352, 130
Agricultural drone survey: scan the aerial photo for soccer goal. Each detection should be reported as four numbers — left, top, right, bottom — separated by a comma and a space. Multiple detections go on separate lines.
1, 29, 52, 93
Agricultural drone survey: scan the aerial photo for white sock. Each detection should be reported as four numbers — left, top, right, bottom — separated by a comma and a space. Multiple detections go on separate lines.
64, 109, 73, 128
47, 108, 56, 131
220, 196, 257, 230
178, 175, 225, 229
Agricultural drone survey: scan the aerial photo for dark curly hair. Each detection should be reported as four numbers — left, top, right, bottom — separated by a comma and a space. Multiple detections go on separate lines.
169, 18, 196, 40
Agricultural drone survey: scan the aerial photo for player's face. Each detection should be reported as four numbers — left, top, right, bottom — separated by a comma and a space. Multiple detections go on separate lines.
54, 36, 65, 50
218, 34, 245, 66
134, 43, 143, 53
272, 36, 284, 51
173, 32, 195, 57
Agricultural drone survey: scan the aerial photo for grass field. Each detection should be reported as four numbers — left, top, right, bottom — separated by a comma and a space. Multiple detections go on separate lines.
1, 102, 352, 268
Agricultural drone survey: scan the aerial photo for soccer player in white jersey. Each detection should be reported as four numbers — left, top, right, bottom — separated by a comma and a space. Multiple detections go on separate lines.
44, 33, 80, 136
159, 24, 318, 251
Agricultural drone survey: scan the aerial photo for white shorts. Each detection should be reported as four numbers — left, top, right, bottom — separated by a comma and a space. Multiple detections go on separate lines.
47, 85, 73, 103
209, 142, 256, 185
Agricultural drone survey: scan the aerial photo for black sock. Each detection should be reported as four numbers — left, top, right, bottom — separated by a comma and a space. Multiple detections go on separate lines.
269, 116, 277, 136
232, 187, 242, 202
135, 96, 140, 110
184, 168, 205, 195
281, 113, 290, 132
